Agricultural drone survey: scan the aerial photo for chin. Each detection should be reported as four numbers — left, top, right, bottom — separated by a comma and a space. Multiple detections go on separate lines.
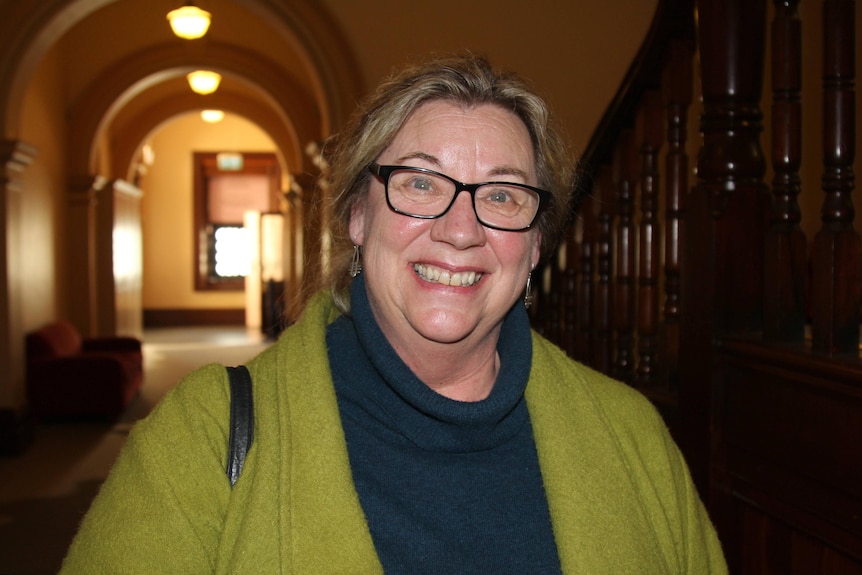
409, 309, 479, 344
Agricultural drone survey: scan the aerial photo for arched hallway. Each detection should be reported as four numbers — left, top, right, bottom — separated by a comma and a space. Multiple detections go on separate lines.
0, 0, 655, 450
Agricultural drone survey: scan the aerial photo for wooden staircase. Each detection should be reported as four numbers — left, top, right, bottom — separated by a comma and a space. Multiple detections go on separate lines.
530, 1, 862, 571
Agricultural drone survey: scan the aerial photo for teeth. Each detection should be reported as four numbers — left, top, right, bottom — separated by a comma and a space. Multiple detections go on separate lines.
414, 263, 482, 287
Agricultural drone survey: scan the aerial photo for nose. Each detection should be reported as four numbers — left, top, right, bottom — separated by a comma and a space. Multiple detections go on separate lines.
429, 189, 486, 249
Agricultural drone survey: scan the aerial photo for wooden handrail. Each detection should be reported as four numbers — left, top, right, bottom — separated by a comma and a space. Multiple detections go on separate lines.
577, 0, 695, 185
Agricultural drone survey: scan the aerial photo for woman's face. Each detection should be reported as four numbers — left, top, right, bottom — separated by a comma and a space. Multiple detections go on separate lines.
350, 100, 541, 354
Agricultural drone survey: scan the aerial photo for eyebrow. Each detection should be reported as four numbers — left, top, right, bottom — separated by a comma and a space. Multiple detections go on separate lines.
393, 152, 531, 182
394, 152, 439, 166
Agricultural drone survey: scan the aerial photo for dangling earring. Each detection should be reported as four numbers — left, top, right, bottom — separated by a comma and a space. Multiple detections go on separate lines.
524, 272, 534, 309
349, 245, 362, 277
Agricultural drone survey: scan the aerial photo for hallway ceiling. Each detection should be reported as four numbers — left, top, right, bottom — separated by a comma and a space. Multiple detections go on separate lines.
2, 0, 362, 180
1, 0, 659, 182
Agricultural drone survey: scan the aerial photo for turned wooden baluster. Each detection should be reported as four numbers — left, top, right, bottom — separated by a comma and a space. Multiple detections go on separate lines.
811, 0, 859, 353
613, 128, 638, 384
530, 264, 550, 339
561, 223, 579, 358
689, 0, 768, 335
528, 237, 569, 347
594, 164, 615, 373
636, 90, 664, 387
764, 0, 808, 343
543, 250, 562, 344
576, 192, 597, 366
662, 38, 693, 389
681, 0, 768, 492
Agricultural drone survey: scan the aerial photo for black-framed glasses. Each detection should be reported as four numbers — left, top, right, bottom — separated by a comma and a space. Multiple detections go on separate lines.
368, 163, 551, 232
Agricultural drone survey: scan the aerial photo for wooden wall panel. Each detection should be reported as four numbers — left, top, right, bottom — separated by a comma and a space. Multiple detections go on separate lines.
713, 340, 862, 573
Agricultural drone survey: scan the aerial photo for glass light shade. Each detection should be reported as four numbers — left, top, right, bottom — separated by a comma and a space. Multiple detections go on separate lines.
167, 4, 211, 40
187, 70, 221, 95
201, 109, 225, 123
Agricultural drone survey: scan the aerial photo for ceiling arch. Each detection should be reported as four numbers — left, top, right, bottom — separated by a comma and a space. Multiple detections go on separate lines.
235, 0, 364, 131
0, 0, 115, 138
110, 91, 302, 184
0, 0, 363, 150
67, 41, 322, 177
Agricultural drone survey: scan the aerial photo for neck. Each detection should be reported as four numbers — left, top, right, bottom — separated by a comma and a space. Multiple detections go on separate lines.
391, 336, 501, 401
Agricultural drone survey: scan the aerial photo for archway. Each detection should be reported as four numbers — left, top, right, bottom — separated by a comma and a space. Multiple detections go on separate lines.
0, 0, 363, 418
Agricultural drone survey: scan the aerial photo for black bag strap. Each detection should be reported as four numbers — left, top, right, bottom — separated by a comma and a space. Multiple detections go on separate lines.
225, 365, 254, 488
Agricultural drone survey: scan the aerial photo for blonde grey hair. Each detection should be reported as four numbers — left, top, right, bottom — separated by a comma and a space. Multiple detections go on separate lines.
322, 54, 577, 312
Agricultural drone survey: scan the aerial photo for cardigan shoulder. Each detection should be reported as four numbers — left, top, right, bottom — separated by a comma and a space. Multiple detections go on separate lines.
526, 330, 727, 574
528, 330, 666, 431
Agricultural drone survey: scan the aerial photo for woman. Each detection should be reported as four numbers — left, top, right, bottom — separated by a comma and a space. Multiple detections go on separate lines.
61, 55, 726, 574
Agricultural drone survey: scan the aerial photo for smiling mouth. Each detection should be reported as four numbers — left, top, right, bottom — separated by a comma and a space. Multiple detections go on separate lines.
414, 263, 482, 287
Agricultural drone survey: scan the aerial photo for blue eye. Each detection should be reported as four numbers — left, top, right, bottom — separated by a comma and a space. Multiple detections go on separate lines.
487, 190, 512, 203
479, 186, 519, 205
410, 177, 434, 191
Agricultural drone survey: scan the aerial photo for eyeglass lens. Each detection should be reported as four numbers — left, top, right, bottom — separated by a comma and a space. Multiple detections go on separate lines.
385, 167, 540, 230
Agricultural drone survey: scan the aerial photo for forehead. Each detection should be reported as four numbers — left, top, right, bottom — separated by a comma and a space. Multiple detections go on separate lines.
387, 100, 535, 166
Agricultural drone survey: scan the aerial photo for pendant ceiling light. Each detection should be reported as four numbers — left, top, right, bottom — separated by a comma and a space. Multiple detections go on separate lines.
201, 109, 225, 123
167, 2, 211, 40
187, 70, 221, 95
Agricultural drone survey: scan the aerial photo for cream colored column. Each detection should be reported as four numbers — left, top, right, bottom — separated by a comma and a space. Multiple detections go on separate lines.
0, 140, 36, 418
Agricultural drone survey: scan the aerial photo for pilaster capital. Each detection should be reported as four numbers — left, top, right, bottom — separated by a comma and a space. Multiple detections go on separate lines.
0, 139, 37, 190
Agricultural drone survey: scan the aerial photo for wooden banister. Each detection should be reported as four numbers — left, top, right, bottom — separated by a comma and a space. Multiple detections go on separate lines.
533, 0, 862, 571
578, 0, 695, 179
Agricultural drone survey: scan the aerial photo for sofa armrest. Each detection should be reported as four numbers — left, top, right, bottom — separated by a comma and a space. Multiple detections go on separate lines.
26, 354, 138, 419
27, 354, 126, 386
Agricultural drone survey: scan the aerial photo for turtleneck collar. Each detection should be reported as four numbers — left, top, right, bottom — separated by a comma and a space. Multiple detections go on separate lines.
327, 275, 533, 453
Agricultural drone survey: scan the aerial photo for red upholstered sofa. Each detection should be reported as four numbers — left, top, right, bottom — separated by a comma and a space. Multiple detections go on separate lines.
25, 321, 143, 419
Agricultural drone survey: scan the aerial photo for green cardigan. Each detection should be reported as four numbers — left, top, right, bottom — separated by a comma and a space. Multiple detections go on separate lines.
61, 291, 727, 574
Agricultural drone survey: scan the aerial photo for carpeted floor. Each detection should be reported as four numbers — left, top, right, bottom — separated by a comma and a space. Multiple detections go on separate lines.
0, 326, 270, 575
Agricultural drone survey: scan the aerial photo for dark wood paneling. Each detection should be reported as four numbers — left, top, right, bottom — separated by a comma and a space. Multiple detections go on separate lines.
713, 340, 862, 573
143, 308, 245, 327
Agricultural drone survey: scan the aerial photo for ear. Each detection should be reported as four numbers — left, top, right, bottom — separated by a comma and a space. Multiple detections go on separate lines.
349, 198, 367, 245
530, 231, 542, 270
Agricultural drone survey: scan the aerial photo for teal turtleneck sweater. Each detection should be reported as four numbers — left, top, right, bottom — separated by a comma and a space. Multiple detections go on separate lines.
328, 276, 562, 574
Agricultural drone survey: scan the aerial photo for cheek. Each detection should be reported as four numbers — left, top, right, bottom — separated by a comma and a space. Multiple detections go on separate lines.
363, 208, 427, 261
491, 231, 540, 269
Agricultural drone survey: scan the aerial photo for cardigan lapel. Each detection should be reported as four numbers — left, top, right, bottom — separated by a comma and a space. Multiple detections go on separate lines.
278, 292, 384, 574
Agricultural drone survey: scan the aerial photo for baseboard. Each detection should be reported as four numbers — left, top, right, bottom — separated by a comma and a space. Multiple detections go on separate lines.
0, 407, 35, 456
143, 308, 245, 327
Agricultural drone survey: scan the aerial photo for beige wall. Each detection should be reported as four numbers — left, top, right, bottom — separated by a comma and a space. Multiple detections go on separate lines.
141, 112, 277, 311
325, 0, 658, 155
18, 45, 67, 332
